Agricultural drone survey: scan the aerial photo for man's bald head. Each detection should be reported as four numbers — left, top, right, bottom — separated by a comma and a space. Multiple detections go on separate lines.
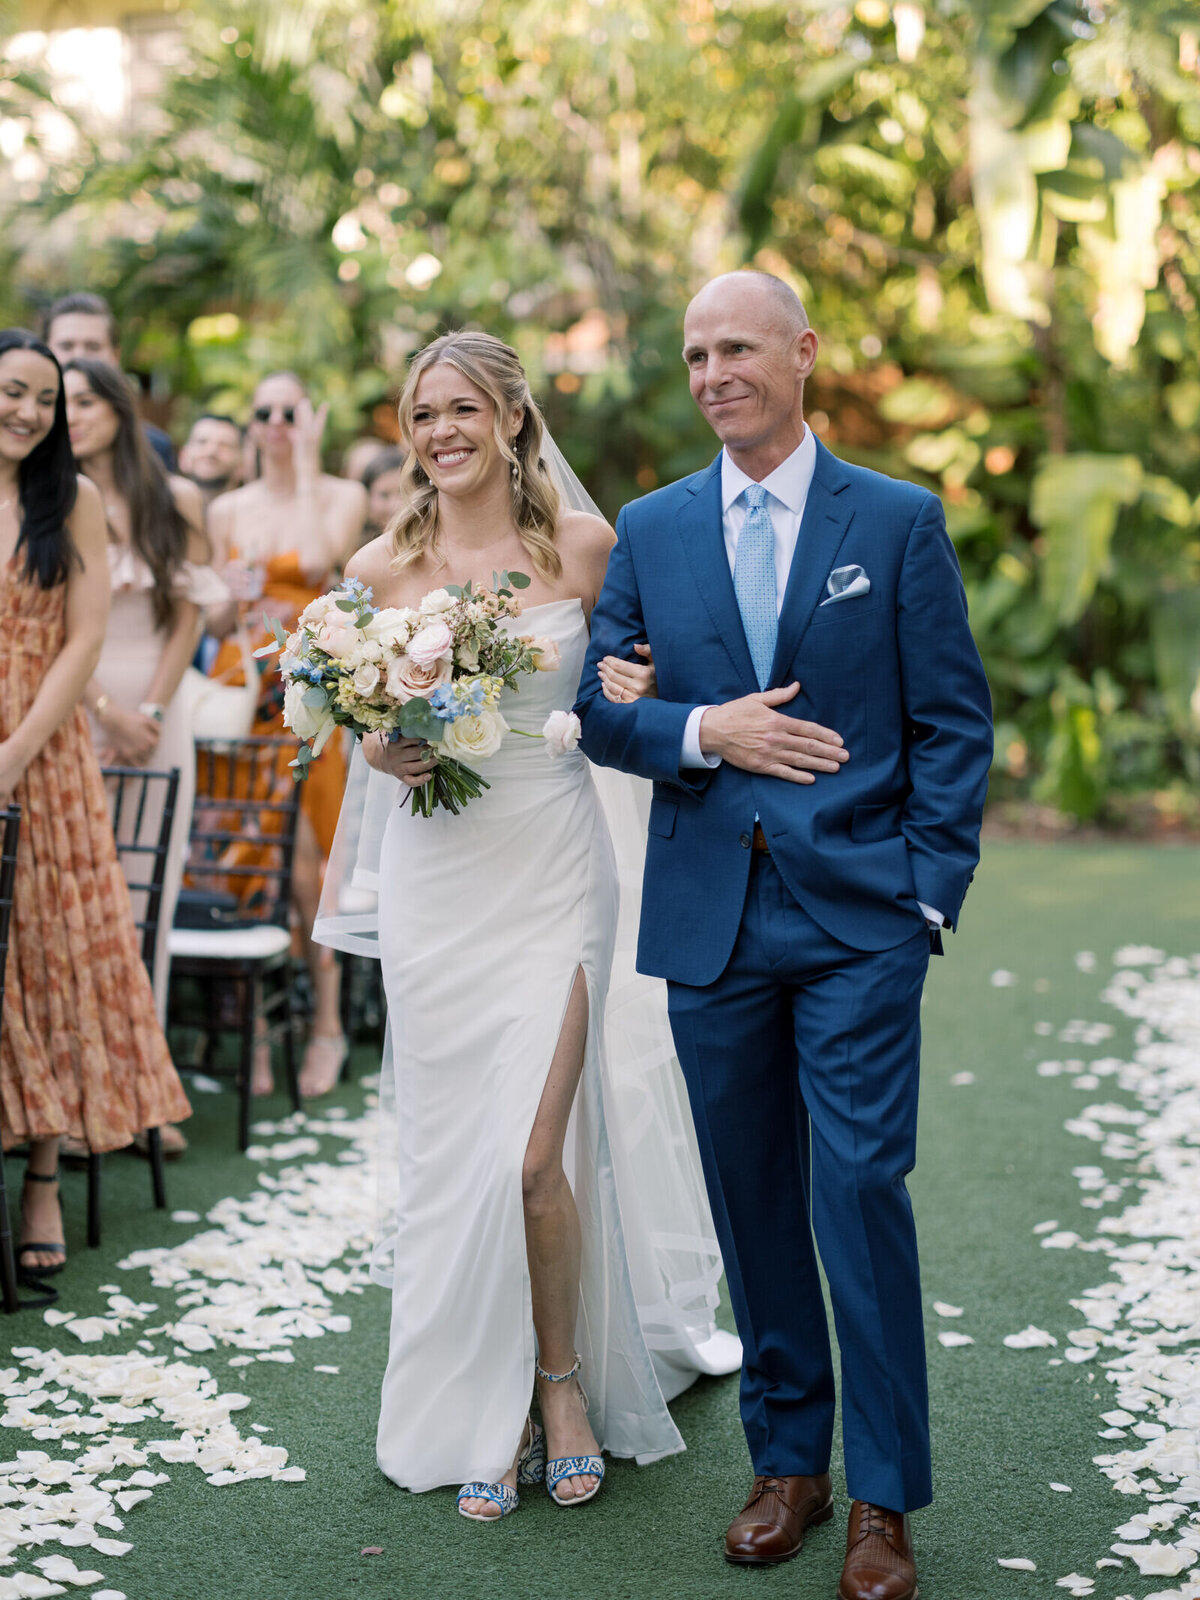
682, 271, 818, 478
687, 272, 810, 338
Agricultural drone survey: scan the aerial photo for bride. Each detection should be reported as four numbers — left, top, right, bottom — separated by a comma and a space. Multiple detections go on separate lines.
318, 330, 738, 1521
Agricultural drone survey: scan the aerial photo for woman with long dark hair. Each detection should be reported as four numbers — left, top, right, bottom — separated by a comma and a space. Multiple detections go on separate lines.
64, 360, 225, 1061
0, 330, 191, 1277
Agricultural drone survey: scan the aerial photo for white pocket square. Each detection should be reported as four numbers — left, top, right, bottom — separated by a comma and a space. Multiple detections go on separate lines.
820, 564, 871, 606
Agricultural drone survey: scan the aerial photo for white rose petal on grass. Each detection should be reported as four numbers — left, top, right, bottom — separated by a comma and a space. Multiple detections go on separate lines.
170, 1211, 200, 1224
1110, 1543, 1191, 1577
33, 1556, 104, 1585
950, 1071, 975, 1086
933, 1302, 964, 1318
542, 709, 581, 760
93, 1592, 126, 1600
1050, 1481, 1073, 1492
314, 1366, 339, 1375
1056, 1580, 1093, 1592
1004, 1326, 1058, 1349
991, 970, 1018, 986
1095, 1558, 1124, 1567
998, 1557, 1037, 1570
938, 1331, 975, 1348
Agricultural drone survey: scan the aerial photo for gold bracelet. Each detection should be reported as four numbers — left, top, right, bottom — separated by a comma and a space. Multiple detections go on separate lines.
94, 693, 111, 717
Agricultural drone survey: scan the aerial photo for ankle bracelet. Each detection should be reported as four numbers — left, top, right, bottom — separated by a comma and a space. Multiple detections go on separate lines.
535, 1352, 581, 1384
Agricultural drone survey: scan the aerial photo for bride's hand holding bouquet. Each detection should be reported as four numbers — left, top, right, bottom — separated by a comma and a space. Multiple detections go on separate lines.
258, 571, 580, 816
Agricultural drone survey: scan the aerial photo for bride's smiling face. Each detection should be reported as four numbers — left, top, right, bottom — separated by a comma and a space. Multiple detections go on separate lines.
409, 363, 519, 498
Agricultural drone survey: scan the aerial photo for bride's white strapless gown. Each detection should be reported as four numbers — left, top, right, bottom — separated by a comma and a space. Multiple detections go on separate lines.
320, 598, 740, 1493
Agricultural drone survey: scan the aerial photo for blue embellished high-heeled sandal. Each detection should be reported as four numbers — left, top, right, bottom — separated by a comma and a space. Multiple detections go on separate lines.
456, 1417, 545, 1522
536, 1353, 605, 1508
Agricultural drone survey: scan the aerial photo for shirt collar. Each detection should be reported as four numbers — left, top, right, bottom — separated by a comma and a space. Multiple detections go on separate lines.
721, 426, 817, 515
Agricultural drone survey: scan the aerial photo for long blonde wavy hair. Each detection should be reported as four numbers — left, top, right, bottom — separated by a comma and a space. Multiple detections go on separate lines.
388, 331, 562, 580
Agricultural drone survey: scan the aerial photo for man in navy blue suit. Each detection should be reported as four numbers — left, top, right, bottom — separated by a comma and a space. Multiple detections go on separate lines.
576, 272, 992, 1600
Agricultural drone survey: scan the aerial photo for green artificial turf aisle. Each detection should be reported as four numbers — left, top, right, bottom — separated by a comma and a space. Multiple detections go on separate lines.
1, 841, 1197, 1600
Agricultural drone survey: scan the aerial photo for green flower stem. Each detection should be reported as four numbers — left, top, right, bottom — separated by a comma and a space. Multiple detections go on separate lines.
407, 757, 491, 818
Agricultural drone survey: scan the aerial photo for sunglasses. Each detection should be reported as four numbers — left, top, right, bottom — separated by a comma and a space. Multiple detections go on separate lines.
252, 405, 296, 424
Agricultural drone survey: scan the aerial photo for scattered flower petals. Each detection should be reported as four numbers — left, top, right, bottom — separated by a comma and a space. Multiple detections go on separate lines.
992, 970, 1018, 987
937, 1332, 975, 1348
950, 1072, 975, 1086
1004, 1326, 1058, 1349
998, 1557, 1037, 1570
170, 1212, 200, 1224
361, 1548, 383, 1556
933, 1302, 964, 1318
1050, 1482, 1073, 1492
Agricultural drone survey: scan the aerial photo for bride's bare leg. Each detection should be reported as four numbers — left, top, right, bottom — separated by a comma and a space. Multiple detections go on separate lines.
291, 811, 345, 1098
524, 969, 600, 1502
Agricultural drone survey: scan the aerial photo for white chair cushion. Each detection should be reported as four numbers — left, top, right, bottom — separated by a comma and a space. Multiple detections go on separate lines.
169, 924, 292, 961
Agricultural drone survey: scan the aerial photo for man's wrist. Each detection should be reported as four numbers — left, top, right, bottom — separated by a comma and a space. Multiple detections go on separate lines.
681, 705, 721, 770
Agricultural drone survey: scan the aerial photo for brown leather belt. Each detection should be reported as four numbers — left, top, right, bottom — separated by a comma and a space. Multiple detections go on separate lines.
751, 822, 771, 854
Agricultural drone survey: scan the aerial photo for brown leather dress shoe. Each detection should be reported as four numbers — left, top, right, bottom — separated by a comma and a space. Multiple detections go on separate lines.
724, 1472, 833, 1566
838, 1501, 918, 1600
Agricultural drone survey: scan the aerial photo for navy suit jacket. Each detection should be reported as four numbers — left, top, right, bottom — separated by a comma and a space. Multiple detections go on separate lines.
575, 439, 994, 987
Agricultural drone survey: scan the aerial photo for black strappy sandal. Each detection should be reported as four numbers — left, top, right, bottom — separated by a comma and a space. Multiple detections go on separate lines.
18, 1168, 66, 1278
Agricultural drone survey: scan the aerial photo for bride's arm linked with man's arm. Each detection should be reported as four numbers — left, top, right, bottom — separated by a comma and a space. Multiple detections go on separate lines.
576, 504, 848, 791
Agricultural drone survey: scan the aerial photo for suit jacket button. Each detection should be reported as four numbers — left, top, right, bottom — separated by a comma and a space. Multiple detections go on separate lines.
739, 832, 751, 848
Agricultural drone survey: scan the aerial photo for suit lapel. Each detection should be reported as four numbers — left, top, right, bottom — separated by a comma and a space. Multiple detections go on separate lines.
769, 437, 854, 686
676, 455, 758, 690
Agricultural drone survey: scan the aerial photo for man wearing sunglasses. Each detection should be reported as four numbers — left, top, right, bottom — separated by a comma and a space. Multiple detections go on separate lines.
205, 371, 368, 1101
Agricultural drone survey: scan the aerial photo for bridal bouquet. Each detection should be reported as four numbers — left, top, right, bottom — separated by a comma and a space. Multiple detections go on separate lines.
259, 573, 581, 816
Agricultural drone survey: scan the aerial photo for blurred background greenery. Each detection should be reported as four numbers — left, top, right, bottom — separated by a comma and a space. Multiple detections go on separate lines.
1, 0, 1198, 824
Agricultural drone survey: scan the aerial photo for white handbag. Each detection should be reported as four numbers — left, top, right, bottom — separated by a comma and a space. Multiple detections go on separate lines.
181, 629, 260, 742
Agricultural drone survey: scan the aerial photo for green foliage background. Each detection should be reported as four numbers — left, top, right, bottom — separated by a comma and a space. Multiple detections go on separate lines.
2, 0, 1199, 821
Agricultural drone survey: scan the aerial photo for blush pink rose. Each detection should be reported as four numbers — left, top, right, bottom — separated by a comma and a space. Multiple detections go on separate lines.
316, 619, 360, 660
385, 652, 453, 703
406, 620, 453, 667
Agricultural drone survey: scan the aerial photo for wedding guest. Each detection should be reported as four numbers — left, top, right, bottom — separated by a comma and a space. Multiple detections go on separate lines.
65, 360, 227, 1050
360, 446, 406, 541
179, 413, 244, 508
342, 434, 390, 483
43, 293, 176, 470
0, 330, 191, 1277
206, 372, 367, 1097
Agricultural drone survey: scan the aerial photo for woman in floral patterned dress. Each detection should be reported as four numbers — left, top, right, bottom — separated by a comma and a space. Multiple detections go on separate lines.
0, 329, 191, 1279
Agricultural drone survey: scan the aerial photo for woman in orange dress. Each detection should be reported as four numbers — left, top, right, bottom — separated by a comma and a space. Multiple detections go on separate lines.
207, 372, 366, 1097
0, 330, 191, 1278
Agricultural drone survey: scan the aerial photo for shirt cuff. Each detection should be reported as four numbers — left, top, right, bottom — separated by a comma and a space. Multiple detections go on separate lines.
681, 705, 721, 769
918, 902, 944, 927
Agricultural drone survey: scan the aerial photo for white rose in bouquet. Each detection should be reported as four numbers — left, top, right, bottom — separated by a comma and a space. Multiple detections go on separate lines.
365, 606, 417, 646
352, 661, 381, 696
385, 652, 453, 703
419, 587, 456, 615
440, 707, 509, 762
542, 709, 582, 759
298, 593, 339, 629
283, 681, 338, 755
407, 620, 454, 666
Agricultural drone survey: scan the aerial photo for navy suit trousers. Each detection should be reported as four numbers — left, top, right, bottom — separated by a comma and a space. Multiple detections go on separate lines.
667, 853, 933, 1512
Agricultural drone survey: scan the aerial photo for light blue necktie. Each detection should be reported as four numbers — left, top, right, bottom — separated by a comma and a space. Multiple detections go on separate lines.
733, 484, 777, 690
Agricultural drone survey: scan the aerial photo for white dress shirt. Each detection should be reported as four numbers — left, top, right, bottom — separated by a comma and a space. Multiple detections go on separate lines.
675, 430, 944, 927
